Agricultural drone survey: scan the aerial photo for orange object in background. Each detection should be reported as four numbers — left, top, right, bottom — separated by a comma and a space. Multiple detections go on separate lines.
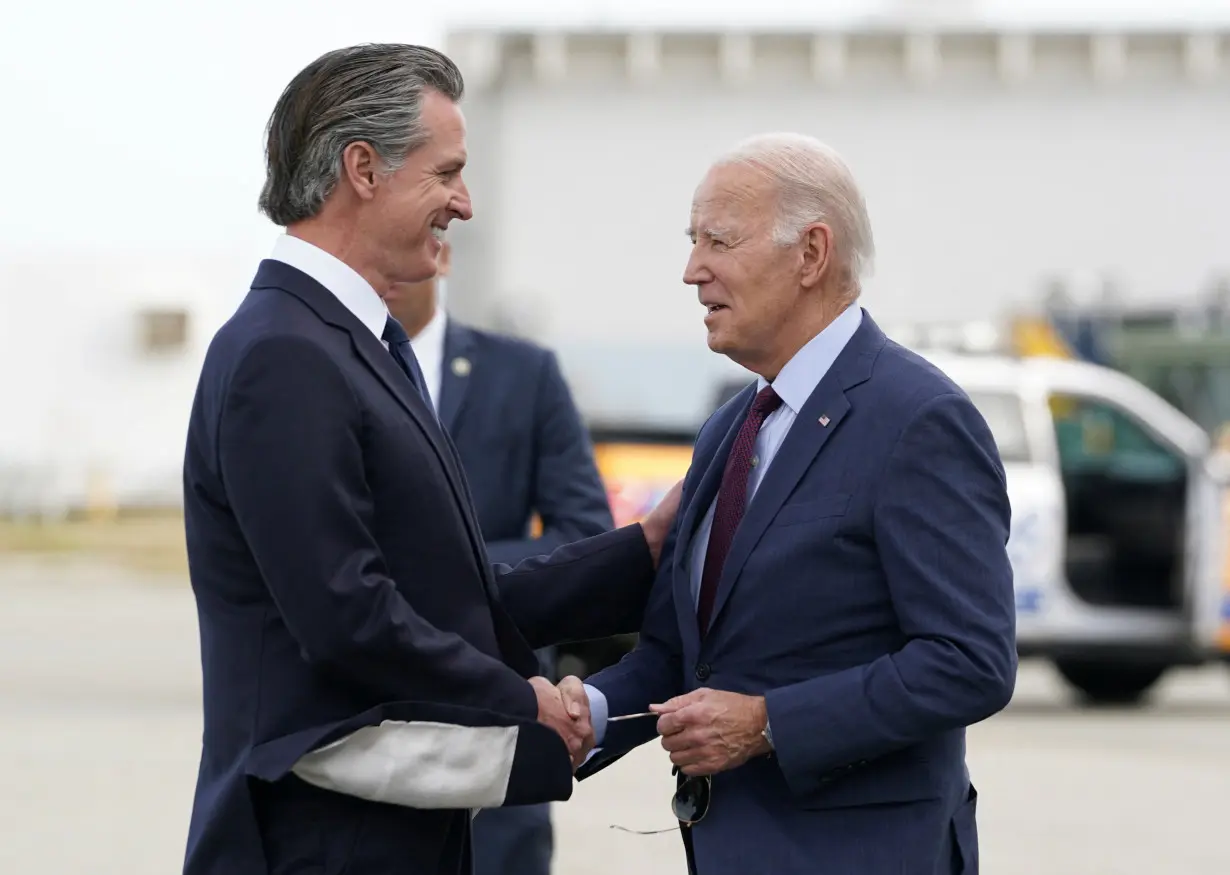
523, 437, 693, 537
593, 440, 694, 528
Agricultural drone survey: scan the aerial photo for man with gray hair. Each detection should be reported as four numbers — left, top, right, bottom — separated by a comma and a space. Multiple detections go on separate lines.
180, 43, 678, 875
573, 133, 1017, 874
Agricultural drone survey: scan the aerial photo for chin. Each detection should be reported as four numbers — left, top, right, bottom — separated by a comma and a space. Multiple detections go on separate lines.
398, 255, 439, 285
706, 330, 732, 354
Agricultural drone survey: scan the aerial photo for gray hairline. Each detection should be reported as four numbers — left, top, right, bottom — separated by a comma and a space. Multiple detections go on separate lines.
716, 135, 875, 297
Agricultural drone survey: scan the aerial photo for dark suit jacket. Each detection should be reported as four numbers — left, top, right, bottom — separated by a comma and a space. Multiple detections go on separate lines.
439, 321, 613, 566
180, 260, 654, 875
581, 313, 1017, 875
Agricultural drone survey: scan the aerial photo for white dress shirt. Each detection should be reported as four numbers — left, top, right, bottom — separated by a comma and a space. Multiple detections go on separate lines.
586, 304, 864, 745
269, 234, 389, 342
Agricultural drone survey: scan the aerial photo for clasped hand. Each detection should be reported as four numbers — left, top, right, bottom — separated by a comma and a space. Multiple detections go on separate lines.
531, 675, 595, 770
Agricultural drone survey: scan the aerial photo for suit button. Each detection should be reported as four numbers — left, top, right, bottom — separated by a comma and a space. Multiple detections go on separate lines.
694, 663, 711, 681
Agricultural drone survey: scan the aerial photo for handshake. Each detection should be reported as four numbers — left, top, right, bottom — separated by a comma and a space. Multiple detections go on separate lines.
531, 677, 776, 778
530, 674, 598, 770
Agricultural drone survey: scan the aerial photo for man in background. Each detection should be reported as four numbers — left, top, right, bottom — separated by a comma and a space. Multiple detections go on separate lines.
386, 238, 614, 875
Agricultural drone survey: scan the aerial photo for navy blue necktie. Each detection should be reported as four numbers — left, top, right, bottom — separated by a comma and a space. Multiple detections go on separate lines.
382, 316, 432, 409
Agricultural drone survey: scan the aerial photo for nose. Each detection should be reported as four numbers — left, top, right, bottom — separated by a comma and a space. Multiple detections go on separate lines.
452, 178, 473, 222
683, 246, 712, 287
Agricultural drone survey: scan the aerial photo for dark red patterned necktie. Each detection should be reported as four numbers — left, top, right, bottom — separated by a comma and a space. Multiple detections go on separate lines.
696, 385, 783, 636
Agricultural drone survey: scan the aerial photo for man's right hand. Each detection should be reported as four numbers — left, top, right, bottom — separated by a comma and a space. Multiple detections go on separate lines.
530, 676, 594, 769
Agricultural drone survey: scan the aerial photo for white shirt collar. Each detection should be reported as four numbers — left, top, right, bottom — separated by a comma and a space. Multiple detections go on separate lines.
269, 234, 388, 340
757, 304, 864, 414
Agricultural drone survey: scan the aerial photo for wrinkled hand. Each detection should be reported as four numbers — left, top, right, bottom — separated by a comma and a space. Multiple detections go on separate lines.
651, 688, 771, 777
530, 676, 594, 770
640, 478, 683, 567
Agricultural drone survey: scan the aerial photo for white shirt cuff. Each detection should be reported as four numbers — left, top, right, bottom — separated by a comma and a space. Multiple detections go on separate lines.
584, 683, 609, 746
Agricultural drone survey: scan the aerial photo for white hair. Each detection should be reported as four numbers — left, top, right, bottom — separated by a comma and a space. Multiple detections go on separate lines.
716, 133, 875, 294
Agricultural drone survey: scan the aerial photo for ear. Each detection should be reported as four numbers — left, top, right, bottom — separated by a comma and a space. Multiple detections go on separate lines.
339, 141, 382, 202
799, 222, 833, 289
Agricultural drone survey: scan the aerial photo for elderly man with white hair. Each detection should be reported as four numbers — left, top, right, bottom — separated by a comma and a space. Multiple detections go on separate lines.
571, 134, 1017, 875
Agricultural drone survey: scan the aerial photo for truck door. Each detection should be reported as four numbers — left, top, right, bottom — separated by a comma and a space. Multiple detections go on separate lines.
1045, 384, 1209, 637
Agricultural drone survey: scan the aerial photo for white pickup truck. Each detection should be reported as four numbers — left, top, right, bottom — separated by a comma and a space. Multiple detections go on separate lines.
923, 351, 1230, 703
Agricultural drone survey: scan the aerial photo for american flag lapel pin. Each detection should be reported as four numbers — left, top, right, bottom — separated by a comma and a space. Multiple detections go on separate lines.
818, 415, 830, 427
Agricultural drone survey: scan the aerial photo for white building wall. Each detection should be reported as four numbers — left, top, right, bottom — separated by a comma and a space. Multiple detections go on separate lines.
0, 251, 255, 513
444, 27, 1230, 429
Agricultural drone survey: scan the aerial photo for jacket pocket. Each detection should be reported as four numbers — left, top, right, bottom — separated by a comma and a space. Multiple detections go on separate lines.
794, 752, 943, 810
773, 493, 852, 527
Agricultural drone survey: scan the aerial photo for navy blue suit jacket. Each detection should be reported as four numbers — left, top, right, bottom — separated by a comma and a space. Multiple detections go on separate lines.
180, 261, 655, 875
581, 313, 1017, 875
439, 321, 613, 567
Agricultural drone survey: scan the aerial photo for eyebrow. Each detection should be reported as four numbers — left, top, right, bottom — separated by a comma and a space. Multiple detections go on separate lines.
685, 226, 731, 241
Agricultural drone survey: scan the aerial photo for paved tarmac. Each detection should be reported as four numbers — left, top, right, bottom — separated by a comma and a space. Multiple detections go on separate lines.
1, 559, 1228, 874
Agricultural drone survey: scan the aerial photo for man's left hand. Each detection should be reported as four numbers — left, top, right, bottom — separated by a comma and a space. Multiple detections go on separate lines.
651, 689, 771, 776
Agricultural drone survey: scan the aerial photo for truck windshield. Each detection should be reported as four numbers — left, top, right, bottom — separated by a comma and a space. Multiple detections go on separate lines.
966, 391, 1031, 463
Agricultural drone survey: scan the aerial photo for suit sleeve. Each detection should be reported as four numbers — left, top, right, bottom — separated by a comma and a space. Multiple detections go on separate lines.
218, 335, 536, 721
485, 349, 613, 566
572, 500, 688, 779
493, 523, 655, 649
763, 392, 1017, 798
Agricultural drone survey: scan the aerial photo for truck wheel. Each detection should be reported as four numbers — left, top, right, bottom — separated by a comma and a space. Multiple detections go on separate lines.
1054, 658, 1167, 705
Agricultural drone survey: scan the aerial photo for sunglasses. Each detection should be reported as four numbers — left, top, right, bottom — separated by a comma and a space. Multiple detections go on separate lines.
672, 766, 712, 825
610, 765, 712, 835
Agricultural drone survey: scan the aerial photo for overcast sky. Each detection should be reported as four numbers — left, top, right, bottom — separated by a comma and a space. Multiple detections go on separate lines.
2, 0, 1226, 259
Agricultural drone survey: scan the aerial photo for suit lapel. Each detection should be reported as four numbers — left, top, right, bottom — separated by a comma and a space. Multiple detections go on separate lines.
439, 321, 477, 432
350, 332, 444, 444
677, 388, 753, 556
671, 387, 754, 653
703, 314, 886, 636
252, 261, 491, 577
254, 261, 443, 446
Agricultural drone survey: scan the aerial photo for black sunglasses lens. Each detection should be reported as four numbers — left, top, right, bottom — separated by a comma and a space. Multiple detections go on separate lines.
672, 776, 710, 824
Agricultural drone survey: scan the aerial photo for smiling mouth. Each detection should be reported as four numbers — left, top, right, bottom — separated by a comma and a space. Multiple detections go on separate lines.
705, 304, 728, 314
